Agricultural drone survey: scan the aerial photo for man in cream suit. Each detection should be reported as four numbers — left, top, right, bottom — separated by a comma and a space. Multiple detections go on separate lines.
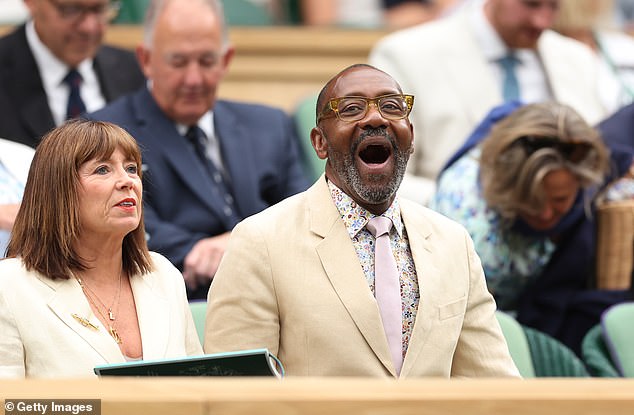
369, 0, 606, 204
204, 64, 520, 378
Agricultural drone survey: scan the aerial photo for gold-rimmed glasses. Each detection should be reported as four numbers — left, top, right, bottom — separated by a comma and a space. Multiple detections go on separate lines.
317, 94, 414, 123
46, 0, 121, 23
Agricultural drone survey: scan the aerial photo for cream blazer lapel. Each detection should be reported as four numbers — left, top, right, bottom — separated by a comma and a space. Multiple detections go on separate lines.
442, 12, 500, 125
397, 201, 442, 377
308, 177, 396, 376
44, 276, 123, 363
130, 273, 170, 359
538, 31, 606, 124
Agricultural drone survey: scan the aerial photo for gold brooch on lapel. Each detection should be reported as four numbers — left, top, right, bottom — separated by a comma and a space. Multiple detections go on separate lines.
71, 313, 99, 331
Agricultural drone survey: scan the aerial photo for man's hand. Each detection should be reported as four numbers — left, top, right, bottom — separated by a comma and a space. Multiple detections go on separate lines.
182, 232, 231, 291
0, 204, 20, 230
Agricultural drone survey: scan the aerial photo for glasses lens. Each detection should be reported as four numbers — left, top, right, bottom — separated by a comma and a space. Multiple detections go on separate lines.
378, 95, 409, 119
333, 95, 410, 122
518, 136, 592, 163
52, 0, 120, 21
561, 142, 592, 163
336, 97, 368, 121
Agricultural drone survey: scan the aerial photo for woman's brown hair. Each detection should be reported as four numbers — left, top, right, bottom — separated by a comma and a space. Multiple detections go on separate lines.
7, 119, 153, 279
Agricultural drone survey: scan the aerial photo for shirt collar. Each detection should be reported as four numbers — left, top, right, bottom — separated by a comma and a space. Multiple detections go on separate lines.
25, 20, 95, 91
471, 0, 538, 65
470, 0, 508, 62
175, 111, 215, 141
327, 179, 403, 239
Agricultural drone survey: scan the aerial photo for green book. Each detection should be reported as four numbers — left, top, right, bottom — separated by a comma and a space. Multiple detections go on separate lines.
94, 348, 284, 377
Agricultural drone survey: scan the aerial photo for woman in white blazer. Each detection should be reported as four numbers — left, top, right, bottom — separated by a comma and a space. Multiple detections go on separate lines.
0, 120, 202, 378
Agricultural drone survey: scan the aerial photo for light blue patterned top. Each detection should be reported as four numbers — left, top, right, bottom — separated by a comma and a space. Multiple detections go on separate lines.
0, 161, 26, 257
430, 147, 555, 311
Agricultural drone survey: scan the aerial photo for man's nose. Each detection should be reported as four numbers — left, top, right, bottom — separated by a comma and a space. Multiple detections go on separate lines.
531, 6, 557, 30
183, 63, 204, 84
360, 102, 388, 128
538, 204, 555, 221
76, 10, 104, 32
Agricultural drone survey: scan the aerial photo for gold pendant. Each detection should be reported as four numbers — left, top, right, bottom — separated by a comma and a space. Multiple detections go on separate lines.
109, 327, 122, 344
108, 309, 115, 321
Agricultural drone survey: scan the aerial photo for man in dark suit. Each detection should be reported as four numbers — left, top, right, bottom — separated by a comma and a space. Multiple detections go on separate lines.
89, 0, 309, 299
0, 0, 145, 148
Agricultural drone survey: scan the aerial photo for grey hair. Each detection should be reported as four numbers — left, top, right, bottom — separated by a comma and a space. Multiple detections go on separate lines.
142, 0, 230, 49
479, 101, 610, 221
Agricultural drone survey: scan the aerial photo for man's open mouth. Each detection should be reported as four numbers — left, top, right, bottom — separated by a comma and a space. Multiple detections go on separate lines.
358, 142, 392, 165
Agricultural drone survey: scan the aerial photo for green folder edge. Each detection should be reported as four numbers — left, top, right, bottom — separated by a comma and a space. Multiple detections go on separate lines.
94, 348, 284, 378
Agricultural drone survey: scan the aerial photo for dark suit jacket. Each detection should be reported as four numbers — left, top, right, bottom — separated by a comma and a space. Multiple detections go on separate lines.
89, 87, 310, 287
0, 24, 146, 147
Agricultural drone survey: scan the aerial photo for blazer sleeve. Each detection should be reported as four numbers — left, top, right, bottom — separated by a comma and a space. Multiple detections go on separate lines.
144, 252, 203, 356
450, 229, 521, 377
203, 219, 281, 356
0, 278, 26, 378
172, 263, 204, 356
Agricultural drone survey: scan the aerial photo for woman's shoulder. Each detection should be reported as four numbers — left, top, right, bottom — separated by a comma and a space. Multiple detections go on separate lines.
0, 258, 39, 292
143, 252, 184, 284
148, 251, 172, 267
0, 258, 28, 277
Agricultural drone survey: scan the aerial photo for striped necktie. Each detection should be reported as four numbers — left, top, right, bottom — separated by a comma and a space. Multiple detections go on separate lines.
185, 126, 240, 225
63, 69, 87, 119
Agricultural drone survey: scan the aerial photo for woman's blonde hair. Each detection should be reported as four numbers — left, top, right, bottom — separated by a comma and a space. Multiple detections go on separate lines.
479, 102, 610, 221
7, 119, 153, 279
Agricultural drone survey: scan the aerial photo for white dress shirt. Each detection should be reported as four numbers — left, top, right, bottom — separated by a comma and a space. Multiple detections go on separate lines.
25, 20, 106, 126
175, 111, 226, 174
470, 0, 552, 103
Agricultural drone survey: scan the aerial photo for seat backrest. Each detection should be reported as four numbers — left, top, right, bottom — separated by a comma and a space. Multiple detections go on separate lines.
189, 300, 207, 346
293, 93, 325, 181
114, 0, 273, 26
114, 0, 150, 23
524, 326, 589, 377
223, 0, 273, 26
581, 324, 620, 377
495, 311, 535, 378
602, 302, 634, 377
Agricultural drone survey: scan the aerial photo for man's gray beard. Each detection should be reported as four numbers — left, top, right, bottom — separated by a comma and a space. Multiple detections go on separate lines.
327, 129, 409, 205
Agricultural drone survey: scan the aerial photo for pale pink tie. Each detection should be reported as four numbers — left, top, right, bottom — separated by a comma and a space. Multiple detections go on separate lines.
367, 216, 403, 375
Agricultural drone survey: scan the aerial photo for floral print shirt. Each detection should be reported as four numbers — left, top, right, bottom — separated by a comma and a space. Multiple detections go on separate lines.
328, 181, 419, 357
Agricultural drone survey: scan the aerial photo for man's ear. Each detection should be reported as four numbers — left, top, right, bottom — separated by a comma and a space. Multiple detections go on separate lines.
408, 121, 415, 154
310, 127, 328, 160
135, 46, 152, 79
218, 46, 235, 79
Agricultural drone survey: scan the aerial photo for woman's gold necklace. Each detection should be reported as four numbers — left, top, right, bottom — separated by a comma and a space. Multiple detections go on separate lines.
76, 272, 123, 344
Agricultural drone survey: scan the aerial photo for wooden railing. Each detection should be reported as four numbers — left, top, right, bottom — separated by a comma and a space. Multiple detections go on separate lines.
0, 25, 389, 112
1, 378, 634, 415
